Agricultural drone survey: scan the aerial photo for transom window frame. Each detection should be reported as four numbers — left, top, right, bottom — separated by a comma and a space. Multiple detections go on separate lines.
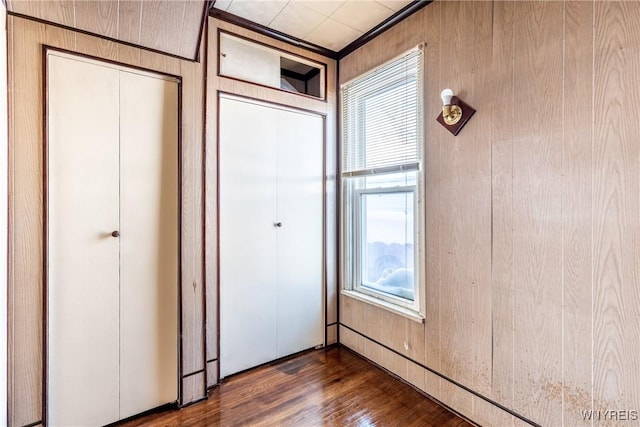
340, 45, 426, 321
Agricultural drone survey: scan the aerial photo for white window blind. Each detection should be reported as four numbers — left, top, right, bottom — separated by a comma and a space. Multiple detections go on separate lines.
341, 46, 423, 177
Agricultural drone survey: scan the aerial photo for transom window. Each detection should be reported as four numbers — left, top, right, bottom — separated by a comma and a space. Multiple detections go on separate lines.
340, 46, 424, 316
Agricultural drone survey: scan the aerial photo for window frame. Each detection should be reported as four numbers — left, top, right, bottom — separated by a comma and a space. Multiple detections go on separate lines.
354, 185, 418, 310
340, 45, 425, 320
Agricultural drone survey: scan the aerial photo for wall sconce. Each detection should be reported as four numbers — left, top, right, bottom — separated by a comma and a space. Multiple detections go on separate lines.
436, 88, 476, 136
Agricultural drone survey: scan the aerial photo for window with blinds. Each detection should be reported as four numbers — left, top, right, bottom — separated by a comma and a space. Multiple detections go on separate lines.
341, 46, 423, 177
340, 45, 425, 317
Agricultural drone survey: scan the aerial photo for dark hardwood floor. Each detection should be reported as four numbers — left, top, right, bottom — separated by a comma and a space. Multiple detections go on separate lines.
119, 346, 473, 427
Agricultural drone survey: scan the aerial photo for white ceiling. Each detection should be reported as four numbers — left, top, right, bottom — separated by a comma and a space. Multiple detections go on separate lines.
213, 0, 414, 52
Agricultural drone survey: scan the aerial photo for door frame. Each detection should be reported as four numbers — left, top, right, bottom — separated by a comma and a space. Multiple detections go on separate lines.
42, 47, 184, 425
216, 92, 328, 378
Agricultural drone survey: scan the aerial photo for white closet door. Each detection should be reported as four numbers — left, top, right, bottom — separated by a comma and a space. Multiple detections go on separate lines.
219, 96, 279, 377
48, 54, 121, 427
275, 109, 324, 357
119, 71, 179, 418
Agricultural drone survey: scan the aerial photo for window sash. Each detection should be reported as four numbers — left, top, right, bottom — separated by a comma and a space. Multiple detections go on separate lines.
341, 161, 420, 178
353, 185, 418, 309
341, 46, 423, 175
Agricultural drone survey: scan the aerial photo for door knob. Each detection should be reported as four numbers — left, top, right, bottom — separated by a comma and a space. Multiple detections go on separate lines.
274, 222, 282, 227
111, 230, 120, 238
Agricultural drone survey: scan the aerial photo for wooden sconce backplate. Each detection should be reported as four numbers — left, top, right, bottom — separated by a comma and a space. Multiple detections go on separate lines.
436, 96, 476, 136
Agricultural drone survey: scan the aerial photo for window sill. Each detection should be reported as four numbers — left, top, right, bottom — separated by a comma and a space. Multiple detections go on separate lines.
341, 290, 425, 324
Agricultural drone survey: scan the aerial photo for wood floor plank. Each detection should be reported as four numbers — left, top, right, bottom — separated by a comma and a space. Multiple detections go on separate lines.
118, 347, 472, 427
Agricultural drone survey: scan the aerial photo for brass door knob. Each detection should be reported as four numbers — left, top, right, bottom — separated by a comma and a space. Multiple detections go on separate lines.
111, 230, 120, 238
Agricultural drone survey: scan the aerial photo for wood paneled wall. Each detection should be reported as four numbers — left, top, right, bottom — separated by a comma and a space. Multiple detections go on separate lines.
6, 0, 207, 60
1, 6, 8, 426
205, 17, 338, 388
6, 15, 206, 427
339, 1, 640, 426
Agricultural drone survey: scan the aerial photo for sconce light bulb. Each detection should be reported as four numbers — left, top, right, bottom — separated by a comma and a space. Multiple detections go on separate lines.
441, 88, 454, 105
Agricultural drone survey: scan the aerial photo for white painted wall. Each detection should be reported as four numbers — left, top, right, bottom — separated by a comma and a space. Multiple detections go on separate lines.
1, 5, 8, 427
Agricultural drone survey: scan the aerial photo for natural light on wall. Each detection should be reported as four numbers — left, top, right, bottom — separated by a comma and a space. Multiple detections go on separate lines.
340, 45, 425, 319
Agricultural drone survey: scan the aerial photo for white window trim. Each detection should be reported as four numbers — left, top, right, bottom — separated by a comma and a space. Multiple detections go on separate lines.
340, 44, 425, 319
354, 185, 418, 311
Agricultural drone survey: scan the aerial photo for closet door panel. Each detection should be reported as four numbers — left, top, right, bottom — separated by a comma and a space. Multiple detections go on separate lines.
275, 110, 324, 356
219, 96, 278, 377
119, 71, 179, 417
47, 54, 121, 427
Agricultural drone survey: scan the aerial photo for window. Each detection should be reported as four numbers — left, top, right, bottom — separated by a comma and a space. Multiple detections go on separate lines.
340, 46, 424, 316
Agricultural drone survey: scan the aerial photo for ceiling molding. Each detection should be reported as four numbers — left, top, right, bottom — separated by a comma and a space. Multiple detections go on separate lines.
209, 1, 434, 62
338, 0, 433, 59
209, 8, 340, 60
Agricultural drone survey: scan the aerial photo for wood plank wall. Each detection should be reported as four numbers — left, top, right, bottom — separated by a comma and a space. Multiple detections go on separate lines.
338, 1, 640, 426
205, 17, 338, 389
6, 15, 206, 426
6, 0, 207, 60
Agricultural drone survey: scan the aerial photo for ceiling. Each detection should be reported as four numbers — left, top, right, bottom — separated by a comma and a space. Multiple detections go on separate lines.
212, 0, 414, 52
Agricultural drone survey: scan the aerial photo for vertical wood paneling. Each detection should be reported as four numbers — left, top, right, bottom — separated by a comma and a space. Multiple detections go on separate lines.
117, 44, 142, 66
340, 1, 640, 426
8, 17, 45, 427
378, 19, 404, 66
469, 0, 493, 401
623, 4, 640, 415
206, 361, 219, 388
326, 324, 337, 345
44, 20, 75, 50
423, 1, 441, 397
593, 0, 640, 416
380, 309, 407, 360
180, 45, 205, 378
117, 0, 142, 45
325, 61, 338, 329
401, 9, 425, 52
8, 0, 74, 27
563, 2, 594, 425
74, 0, 119, 39
511, 2, 564, 424
6, 0, 206, 60
438, 0, 475, 417
180, 2, 207, 60
489, 1, 515, 425
205, 21, 218, 388
139, 1, 186, 57
75, 32, 118, 62
593, 0, 626, 415
362, 303, 382, 345
7, 14, 207, 423
140, 49, 180, 77
182, 373, 205, 406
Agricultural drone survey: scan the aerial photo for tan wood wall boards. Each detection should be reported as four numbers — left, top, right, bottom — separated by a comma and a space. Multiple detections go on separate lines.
339, 1, 640, 426
6, 0, 207, 60
7, 15, 206, 426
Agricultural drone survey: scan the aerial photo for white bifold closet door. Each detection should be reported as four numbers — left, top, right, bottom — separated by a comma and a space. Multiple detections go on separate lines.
47, 52, 178, 427
219, 95, 323, 378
